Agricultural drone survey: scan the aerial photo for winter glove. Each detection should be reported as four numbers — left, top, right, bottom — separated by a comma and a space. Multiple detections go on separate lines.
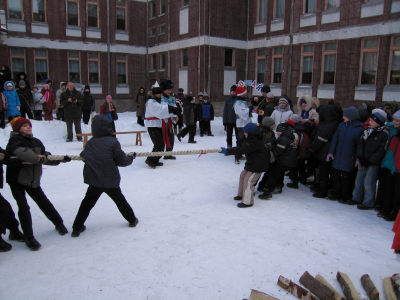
326, 153, 334, 162
61, 156, 72, 163
168, 105, 181, 115
265, 142, 273, 150
219, 147, 228, 155
358, 156, 371, 168
128, 152, 136, 159
355, 159, 363, 170
38, 155, 48, 164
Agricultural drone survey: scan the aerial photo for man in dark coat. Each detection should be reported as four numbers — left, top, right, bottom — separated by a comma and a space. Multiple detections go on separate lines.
60, 82, 84, 142
251, 85, 270, 124
223, 85, 238, 148
81, 85, 95, 125
177, 95, 198, 143
71, 115, 139, 237
16, 80, 34, 119
0, 65, 11, 92
14, 72, 31, 90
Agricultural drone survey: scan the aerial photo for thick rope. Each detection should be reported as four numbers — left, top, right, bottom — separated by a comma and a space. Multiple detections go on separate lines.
45, 148, 223, 161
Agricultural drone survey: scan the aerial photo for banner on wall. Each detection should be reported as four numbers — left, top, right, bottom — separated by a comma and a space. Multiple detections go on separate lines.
236, 80, 264, 92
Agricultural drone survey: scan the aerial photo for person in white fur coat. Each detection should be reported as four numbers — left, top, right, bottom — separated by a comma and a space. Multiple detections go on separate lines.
297, 95, 319, 123
270, 98, 293, 132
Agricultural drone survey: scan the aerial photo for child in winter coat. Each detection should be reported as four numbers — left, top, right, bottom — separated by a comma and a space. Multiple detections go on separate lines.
270, 98, 293, 132
71, 115, 139, 237
6, 117, 70, 250
223, 85, 238, 148
56, 81, 67, 121
82, 85, 95, 125
220, 123, 269, 208
347, 109, 389, 210
32, 85, 44, 120
3, 81, 21, 121
100, 95, 117, 133
41, 84, 56, 120
327, 107, 364, 202
177, 95, 197, 143
17, 80, 34, 119
297, 95, 319, 123
199, 95, 214, 136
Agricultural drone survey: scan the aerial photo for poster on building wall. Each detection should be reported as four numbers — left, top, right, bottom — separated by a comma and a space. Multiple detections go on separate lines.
236, 80, 264, 92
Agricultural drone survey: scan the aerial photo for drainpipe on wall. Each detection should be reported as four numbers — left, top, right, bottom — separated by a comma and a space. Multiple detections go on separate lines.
287, 0, 294, 97
198, 0, 201, 93
107, 0, 111, 95
245, 0, 249, 81
207, 0, 211, 95
146, 0, 149, 91
168, 0, 170, 79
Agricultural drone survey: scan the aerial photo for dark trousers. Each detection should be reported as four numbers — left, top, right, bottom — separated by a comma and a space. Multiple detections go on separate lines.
235, 128, 245, 159
65, 118, 82, 141
9, 183, 64, 238
72, 186, 136, 230
166, 128, 174, 152
147, 127, 165, 163
0, 111, 5, 128
200, 120, 211, 134
225, 123, 238, 147
180, 124, 196, 141
20, 107, 33, 119
34, 110, 42, 120
57, 108, 65, 121
265, 164, 289, 191
82, 109, 91, 125
0, 194, 20, 235
173, 114, 183, 130
318, 160, 331, 196
332, 168, 353, 201
137, 116, 144, 126
288, 158, 307, 184
376, 168, 396, 213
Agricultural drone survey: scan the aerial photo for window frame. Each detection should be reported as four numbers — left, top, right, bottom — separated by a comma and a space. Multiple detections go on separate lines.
68, 51, 81, 84
257, 0, 267, 23
160, 0, 166, 15
300, 43, 315, 85
387, 35, 400, 86
182, 0, 189, 7
149, 26, 156, 37
66, 0, 79, 26
303, 0, 316, 14
34, 49, 49, 84
320, 41, 337, 85
116, 0, 127, 31
160, 52, 166, 70
273, 0, 285, 20
324, 0, 340, 11
88, 52, 100, 84
224, 48, 235, 68
150, 54, 157, 71
87, 0, 99, 28
31, 0, 47, 23
359, 37, 380, 86
149, 0, 156, 18
7, 0, 23, 21
158, 24, 166, 35
116, 54, 128, 84
181, 49, 188, 68
271, 47, 283, 84
256, 49, 266, 84
10, 48, 26, 82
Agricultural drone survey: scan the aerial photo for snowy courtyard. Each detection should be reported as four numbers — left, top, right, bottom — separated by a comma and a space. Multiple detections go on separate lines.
0, 112, 398, 300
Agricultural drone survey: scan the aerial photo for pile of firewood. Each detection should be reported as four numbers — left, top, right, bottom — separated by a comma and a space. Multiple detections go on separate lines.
243, 272, 400, 300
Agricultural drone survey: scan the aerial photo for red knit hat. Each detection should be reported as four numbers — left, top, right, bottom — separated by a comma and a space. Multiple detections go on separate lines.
10, 117, 32, 132
235, 86, 247, 97
286, 120, 295, 129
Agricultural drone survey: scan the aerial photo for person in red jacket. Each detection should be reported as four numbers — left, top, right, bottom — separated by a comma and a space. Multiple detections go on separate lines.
41, 84, 56, 120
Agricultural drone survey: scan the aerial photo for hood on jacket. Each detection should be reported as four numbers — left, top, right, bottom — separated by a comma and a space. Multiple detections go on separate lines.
4, 81, 15, 91
92, 115, 114, 138
319, 105, 338, 123
45, 79, 53, 85
60, 81, 67, 90
384, 101, 400, 119
274, 104, 291, 112
137, 86, 146, 95
14, 72, 27, 82
312, 97, 320, 108
297, 95, 313, 112
2, 65, 10, 72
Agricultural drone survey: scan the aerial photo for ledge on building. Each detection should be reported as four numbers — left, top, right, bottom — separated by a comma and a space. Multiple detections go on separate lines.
89, 84, 103, 95
300, 13, 317, 28
321, 8, 340, 24
115, 30, 129, 41
392, 0, 400, 14
7, 20, 26, 33
354, 86, 376, 101
116, 84, 129, 95
31, 22, 49, 35
270, 84, 282, 97
270, 19, 284, 32
86, 27, 101, 39
66, 25, 82, 37
383, 86, 400, 101
296, 85, 312, 97
158, 13, 165, 17
317, 85, 335, 99
361, 0, 384, 18
254, 22, 267, 35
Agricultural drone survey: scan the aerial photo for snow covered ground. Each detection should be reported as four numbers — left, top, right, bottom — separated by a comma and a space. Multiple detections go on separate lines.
0, 112, 398, 300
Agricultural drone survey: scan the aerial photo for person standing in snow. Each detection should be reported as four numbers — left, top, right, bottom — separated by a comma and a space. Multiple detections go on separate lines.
223, 85, 238, 149
198, 95, 214, 137
173, 88, 185, 134
100, 95, 117, 133
41, 84, 56, 121
82, 85, 95, 125
56, 81, 67, 121
60, 82, 83, 142
135, 86, 147, 126
177, 95, 198, 143
71, 115, 139, 237
32, 85, 44, 121
16, 80, 34, 119
250, 85, 270, 124
270, 98, 293, 132
3, 81, 21, 121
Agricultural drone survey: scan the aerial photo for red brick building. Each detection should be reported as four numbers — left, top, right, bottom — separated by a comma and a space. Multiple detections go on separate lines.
1, 0, 399, 112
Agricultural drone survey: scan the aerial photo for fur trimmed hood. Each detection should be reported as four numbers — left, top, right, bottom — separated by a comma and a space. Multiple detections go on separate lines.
297, 95, 313, 112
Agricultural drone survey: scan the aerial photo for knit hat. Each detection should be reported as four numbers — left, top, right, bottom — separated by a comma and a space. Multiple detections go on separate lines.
276, 123, 289, 132
106, 95, 112, 100
262, 117, 275, 128
84, 85, 90, 91
10, 117, 31, 132
300, 99, 307, 105
160, 80, 174, 90
392, 110, 400, 121
343, 106, 359, 121
243, 123, 258, 136
235, 86, 247, 97
261, 85, 270, 93
178, 88, 184, 92
32, 85, 38, 90
152, 87, 164, 95
6, 82, 12, 87
290, 114, 301, 124
19, 80, 26, 87
230, 85, 237, 92
286, 120, 295, 129
370, 109, 387, 126
266, 92, 274, 99
197, 92, 204, 98
279, 98, 289, 106
359, 103, 367, 111
186, 95, 194, 102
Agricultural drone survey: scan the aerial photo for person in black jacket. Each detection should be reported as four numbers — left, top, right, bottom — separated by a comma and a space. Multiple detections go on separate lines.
220, 123, 269, 208
14, 72, 31, 91
223, 85, 238, 148
306, 105, 339, 198
71, 115, 139, 237
0, 65, 11, 92
81, 85, 95, 125
177, 95, 197, 143
16, 80, 34, 119
251, 85, 270, 124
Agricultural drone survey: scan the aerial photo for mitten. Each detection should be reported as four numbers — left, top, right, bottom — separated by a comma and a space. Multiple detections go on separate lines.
219, 147, 228, 155
326, 153, 334, 162
61, 156, 72, 163
355, 159, 363, 170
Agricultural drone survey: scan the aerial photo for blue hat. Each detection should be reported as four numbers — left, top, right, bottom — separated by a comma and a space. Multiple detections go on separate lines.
243, 123, 258, 136
370, 109, 387, 126
392, 110, 400, 121
343, 106, 359, 121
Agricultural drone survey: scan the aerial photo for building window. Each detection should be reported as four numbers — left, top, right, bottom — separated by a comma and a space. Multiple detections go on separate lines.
321, 42, 337, 85
32, 0, 46, 22
304, 0, 316, 13
68, 51, 80, 83
182, 0, 189, 7
301, 44, 314, 84
360, 37, 379, 85
117, 0, 126, 30
388, 35, 400, 85
159, 24, 165, 35
258, 0, 267, 23
224, 49, 234, 67
272, 47, 283, 84
256, 49, 266, 83
150, 54, 157, 70
325, 0, 339, 10
160, 0, 166, 14
88, 52, 100, 84
8, 0, 23, 20
34, 49, 48, 83
274, 0, 285, 19
160, 53, 166, 70
10, 48, 25, 81
117, 54, 127, 84
150, 1, 156, 18
150, 27, 156, 37
182, 49, 188, 67
67, 0, 79, 26
87, 0, 98, 28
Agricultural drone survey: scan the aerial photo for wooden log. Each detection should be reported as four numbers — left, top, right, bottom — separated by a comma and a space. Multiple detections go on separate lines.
360, 274, 379, 300
299, 271, 335, 300
383, 277, 398, 300
248, 289, 280, 300
315, 274, 346, 300
336, 272, 361, 300
277, 275, 318, 300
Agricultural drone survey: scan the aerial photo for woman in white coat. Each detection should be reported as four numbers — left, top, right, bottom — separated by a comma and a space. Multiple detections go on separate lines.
270, 98, 293, 132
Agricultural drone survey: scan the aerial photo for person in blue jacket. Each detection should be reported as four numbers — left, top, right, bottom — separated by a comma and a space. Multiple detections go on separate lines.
223, 85, 238, 148
3, 81, 21, 121
327, 107, 364, 202
199, 95, 214, 136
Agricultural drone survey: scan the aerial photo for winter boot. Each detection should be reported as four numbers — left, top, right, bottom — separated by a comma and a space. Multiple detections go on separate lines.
207, 132, 214, 136
237, 203, 253, 208
286, 182, 298, 189
145, 159, 157, 169
271, 186, 283, 194
200, 133, 204, 137
9, 228, 26, 242
0, 235, 12, 252
176, 133, 182, 142
155, 162, 164, 166
55, 224, 68, 236
233, 196, 242, 201
312, 192, 328, 199
258, 189, 272, 200
174, 127, 177, 136
164, 156, 176, 160
129, 218, 139, 227
188, 140, 197, 144
71, 226, 86, 238
26, 237, 41, 250
235, 158, 240, 164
